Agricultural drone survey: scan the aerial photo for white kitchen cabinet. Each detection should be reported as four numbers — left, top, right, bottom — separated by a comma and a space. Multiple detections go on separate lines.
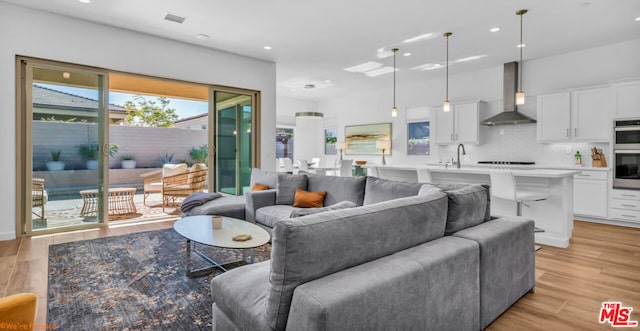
614, 81, 640, 118
609, 189, 640, 224
434, 102, 484, 145
537, 87, 610, 142
573, 170, 608, 218
537, 92, 571, 141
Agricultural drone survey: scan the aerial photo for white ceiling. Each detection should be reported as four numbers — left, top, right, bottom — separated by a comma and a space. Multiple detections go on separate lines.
5, 0, 640, 101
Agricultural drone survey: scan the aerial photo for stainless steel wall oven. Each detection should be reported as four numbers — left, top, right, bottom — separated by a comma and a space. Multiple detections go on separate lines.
613, 119, 640, 190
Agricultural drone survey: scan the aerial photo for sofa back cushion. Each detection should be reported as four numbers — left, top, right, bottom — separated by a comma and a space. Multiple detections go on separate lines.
432, 183, 491, 235
363, 176, 425, 205
266, 190, 448, 330
306, 173, 366, 206
275, 173, 308, 205
250, 168, 278, 189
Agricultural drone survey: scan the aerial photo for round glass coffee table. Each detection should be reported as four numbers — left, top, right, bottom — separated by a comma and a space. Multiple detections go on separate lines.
174, 215, 270, 277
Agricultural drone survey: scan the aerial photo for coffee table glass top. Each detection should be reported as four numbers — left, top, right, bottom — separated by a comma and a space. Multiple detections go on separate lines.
174, 216, 270, 249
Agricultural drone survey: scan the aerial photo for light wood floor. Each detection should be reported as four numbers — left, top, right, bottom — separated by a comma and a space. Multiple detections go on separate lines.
1, 220, 639, 329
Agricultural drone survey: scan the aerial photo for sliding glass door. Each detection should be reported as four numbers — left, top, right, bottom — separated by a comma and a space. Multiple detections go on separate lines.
213, 89, 256, 196
19, 58, 109, 235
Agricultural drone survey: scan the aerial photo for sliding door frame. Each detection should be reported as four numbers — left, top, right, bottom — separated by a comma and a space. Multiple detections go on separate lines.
16, 56, 110, 236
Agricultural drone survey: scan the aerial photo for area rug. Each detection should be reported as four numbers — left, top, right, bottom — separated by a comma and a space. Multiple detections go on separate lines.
47, 228, 271, 330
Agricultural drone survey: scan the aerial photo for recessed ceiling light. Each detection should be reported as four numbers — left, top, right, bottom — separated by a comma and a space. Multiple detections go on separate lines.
263, 46, 272, 50
403, 52, 412, 57
635, 16, 640, 21
490, 27, 501, 32
364, 67, 396, 77
77, 0, 90, 3
196, 34, 209, 40
290, 89, 296, 92
402, 33, 436, 44
517, 43, 526, 48
324, 80, 331, 83
344, 61, 383, 73
62, 72, 71, 79
304, 84, 316, 89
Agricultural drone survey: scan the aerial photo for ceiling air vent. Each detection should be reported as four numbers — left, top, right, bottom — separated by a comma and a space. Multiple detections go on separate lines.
164, 13, 186, 24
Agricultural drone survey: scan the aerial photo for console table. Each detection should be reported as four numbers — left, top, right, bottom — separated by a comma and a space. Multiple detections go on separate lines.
79, 187, 137, 216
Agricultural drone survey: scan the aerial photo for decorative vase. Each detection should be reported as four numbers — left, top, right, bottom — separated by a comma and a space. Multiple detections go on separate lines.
86, 160, 98, 170
121, 160, 136, 169
46, 161, 65, 171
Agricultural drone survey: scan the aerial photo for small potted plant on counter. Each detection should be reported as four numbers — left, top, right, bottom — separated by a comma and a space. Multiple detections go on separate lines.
120, 154, 137, 169
46, 150, 65, 171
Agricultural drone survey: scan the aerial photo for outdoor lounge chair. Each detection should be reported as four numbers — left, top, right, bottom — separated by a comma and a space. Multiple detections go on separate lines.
32, 178, 47, 225
141, 163, 208, 211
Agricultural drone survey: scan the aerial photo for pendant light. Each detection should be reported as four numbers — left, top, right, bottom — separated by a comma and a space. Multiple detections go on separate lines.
515, 9, 528, 106
443, 32, 452, 112
391, 48, 399, 117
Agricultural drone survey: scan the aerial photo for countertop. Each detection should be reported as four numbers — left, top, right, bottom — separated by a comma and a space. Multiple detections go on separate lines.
365, 164, 581, 178
425, 163, 611, 172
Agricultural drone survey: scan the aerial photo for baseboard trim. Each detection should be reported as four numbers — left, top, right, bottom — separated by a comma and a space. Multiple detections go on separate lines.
0, 231, 16, 241
575, 217, 640, 229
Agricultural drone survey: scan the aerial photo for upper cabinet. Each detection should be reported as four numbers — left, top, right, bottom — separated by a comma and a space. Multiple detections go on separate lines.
434, 101, 485, 145
614, 81, 640, 119
537, 87, 610, 142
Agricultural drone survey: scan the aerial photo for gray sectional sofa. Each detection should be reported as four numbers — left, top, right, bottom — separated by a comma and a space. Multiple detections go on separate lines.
209, 169, 535, 331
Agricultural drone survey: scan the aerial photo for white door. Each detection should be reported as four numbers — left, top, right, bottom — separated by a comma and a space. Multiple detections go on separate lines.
537, 92, 571, 142
454, 103, 479, 144
571, 87, 610, 142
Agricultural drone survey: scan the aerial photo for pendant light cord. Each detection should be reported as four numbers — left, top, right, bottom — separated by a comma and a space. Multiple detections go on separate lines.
393, 48, 397, 108
445, 34, 449, 101
519, 11, 524, 92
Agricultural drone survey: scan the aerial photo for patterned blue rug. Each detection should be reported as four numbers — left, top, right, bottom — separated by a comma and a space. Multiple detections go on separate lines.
47, 228, 271, 330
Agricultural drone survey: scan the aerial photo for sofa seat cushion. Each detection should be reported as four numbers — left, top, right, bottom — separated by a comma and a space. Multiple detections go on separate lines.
290, 201, 357, 218
255, 205, 296, 228
266, 190, 448, 330
363, 176, 425, 205
182, 195, 246, 219
275, 173, 308, 205
306, 173, 366, 206
211, 261, 270, 330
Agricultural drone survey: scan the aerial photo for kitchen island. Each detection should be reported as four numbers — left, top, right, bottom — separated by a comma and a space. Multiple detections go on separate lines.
367, 165, 581, 248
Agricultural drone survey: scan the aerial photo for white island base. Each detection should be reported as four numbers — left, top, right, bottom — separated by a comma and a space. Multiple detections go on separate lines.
370, 166, 579, 248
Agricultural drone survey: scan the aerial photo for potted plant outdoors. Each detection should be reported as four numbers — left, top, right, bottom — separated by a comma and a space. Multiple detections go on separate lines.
189, 145, 208, 165
120, 154, 137, 169
159, 153, 174, 165
46, 150, 65, 171
78, 143, 119, 170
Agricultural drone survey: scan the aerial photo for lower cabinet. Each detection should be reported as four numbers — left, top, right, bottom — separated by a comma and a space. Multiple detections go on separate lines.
609, 189, 640, 224
573, 170, 608, 218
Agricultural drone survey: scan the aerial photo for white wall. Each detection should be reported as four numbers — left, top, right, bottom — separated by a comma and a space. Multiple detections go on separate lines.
319, 38, 640, 166
0, 3, 276, 240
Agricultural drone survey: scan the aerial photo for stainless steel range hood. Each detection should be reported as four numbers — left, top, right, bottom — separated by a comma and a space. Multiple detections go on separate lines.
481, 62, 537, 126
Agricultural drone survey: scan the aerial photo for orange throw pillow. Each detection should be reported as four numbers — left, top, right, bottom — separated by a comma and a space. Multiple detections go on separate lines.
252, 183, 270, 191
293, 188, 327, 208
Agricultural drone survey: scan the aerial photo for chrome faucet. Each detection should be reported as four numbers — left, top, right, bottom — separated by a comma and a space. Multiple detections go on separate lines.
456, 144, 466, 169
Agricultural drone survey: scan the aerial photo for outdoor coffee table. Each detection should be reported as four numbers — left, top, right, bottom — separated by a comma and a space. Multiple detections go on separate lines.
79, 187, 137, 216
173, 215, 271, 277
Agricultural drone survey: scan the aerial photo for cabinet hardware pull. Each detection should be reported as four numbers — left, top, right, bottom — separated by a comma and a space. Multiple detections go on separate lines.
455, 133, 458, 140
621, 194, 637, 197
621, 215, 636, 218
577, 174, 590, 177
566, 128, 569, 137
451, 134, 453, 141
574, 128, 577, 137
621, 204, 637, 208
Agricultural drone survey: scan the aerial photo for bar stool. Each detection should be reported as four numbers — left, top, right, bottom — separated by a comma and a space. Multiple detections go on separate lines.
490, 171, 547, 250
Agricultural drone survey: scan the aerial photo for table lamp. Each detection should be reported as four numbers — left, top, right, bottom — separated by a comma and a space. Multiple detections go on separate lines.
375, 140, 391, 165
335, 141, 347, 161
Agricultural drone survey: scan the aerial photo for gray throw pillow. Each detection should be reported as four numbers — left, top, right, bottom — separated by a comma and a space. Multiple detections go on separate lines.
250, 168, 278, 189
275, 173, 308, 205
440, 184, 489, 235
289, 200, 357, 218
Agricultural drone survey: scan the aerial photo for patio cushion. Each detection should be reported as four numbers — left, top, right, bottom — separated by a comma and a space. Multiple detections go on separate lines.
187, 163, 207, 181
145, 182, 162, 192
163, 163, 188, 177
